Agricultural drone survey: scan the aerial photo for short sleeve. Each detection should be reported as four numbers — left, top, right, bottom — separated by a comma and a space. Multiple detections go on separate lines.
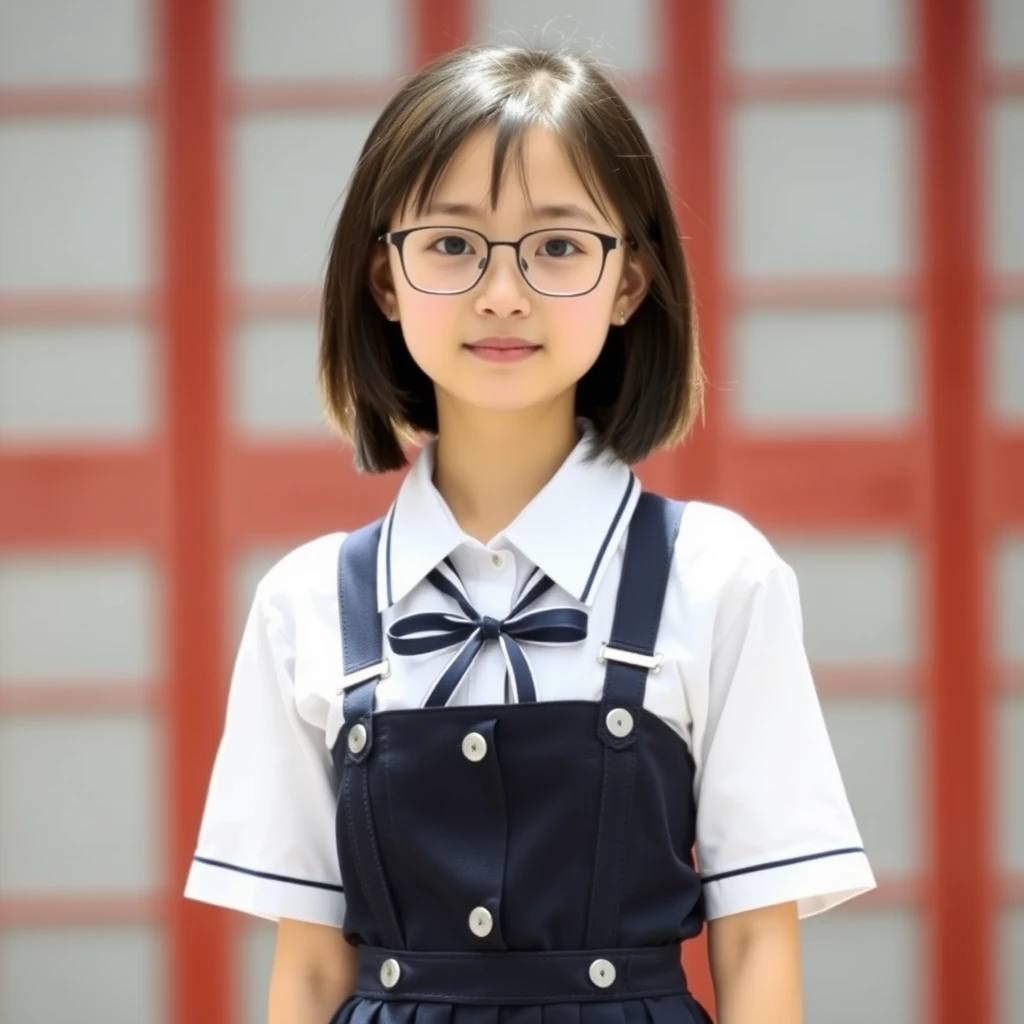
183, 580, 345, 927
695, 556, 876, 921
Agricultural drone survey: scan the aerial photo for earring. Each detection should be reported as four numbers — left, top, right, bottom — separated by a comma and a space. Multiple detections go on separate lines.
619, 310, 627, 325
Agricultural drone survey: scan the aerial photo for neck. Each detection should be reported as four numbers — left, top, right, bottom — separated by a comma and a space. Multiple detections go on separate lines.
432, 395, 580, 542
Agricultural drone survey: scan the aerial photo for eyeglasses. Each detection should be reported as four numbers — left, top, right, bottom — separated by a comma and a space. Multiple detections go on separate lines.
378, 226, 632, 297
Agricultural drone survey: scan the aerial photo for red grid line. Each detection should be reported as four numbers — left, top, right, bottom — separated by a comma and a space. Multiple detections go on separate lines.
1002, 876, 1024, 904
0, 292, 150, 324
991, 275, 1024, 302
159, 0, 230, 1019
814, 666, 922, 696
227, 75, 662, 113
228, 80, 399, 112
993, 432, 1024, 524
0, 683, 159, 714
0, 86, 153, 117
728, 71, 913, 101
988, 68, 1024, 95
733, 276, 916, 307
0, 874, 940, 931
918, 0, 991, 1020
725, 433, 924, 529
0, 448, 166, 546
997, 665, 1024, 692
0, 895, 161, 927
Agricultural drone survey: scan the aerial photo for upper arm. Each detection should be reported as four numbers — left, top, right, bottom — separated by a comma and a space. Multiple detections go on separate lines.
183, 578, 346, 927
693, 543, 876, 921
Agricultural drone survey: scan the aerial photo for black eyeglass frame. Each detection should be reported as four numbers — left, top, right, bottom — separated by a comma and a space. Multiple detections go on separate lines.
378, 226, 637, 297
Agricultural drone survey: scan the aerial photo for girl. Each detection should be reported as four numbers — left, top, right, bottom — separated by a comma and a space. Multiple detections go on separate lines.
186, 44, 875, 1024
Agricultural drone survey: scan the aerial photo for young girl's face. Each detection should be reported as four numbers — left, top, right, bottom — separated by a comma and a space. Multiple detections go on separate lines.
371, 127, 649, 423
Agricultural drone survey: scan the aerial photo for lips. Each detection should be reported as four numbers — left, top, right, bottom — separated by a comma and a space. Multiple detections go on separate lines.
463, 337, 542, 364
464, 337, 541, 351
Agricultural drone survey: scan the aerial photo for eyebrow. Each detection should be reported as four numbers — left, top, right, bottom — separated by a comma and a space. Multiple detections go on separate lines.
424, 201, 600, 226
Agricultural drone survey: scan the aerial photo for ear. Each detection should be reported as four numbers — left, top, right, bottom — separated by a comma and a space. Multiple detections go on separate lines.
367, 240, 400, 320
611, 244, 653, 326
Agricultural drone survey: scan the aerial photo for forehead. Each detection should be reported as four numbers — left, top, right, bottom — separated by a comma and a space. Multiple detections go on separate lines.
406, 125, 611, 220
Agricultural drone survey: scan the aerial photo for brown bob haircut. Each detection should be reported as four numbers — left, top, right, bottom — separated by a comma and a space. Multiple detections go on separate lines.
319, 44, 702, 473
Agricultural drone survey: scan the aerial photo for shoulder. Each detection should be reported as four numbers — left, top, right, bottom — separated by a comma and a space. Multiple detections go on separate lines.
251, 531, 350, 634
673, 499, 782, 581
667, 499, 798, 634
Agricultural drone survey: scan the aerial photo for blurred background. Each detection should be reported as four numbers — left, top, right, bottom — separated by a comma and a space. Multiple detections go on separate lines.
0, 0, 1021, 1022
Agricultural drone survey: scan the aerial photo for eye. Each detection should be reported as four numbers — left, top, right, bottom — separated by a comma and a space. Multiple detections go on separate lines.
538, 237, 580, 258
429, 234, 476, 256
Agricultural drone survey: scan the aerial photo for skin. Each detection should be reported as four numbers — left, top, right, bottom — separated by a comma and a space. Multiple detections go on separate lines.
271, 125, 802, 1024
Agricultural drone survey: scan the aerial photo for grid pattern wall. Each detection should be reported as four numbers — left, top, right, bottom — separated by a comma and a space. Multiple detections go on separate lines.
0, 1, 1019, 1023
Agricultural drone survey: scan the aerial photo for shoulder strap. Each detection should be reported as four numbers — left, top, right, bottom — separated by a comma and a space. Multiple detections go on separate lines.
585, 492, 685, 948
337, 518, 387, 686
600, 492, 686, 709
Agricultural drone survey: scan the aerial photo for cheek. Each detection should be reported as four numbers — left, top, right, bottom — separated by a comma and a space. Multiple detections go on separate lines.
396, 292, 463, 371
552, 296, 616, 362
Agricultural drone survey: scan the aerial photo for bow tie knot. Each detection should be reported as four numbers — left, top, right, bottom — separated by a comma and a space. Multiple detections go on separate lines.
386, 560, 588, 707
479, 615, 502, 641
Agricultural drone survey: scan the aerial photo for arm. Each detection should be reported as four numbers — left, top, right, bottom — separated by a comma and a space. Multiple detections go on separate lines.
708, 901, 801, 1024
268, 918, 359, 1024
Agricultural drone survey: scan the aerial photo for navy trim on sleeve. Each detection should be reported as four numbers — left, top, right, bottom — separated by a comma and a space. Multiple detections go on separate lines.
193, 855, 344, 893
701, 846, 865, 885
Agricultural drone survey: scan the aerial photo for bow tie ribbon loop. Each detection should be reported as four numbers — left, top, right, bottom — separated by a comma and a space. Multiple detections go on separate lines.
387, 561, 588, 707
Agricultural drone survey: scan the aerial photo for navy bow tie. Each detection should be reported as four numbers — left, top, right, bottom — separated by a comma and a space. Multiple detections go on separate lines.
387, 559, 589, 707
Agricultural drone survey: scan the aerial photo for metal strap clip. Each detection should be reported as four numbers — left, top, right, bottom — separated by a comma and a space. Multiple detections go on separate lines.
337, 659, 391, 694
597, 643, 663, 674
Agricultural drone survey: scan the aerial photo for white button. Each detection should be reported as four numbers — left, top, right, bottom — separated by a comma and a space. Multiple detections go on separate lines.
462, 732, 488, 762
589, 958, 616, 988
490, 552, 505, 569
380, 958, 401, 988
606, 708, 634, 739
348, 723, 367, 754
469, 906, 493, 937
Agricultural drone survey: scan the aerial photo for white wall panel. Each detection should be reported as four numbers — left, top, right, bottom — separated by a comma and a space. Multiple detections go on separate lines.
996, 536, 1024, 662
774, 538, 918, 665
234, 317, 329, 436
241, 921, 276, 1024
477, 0, 656, 75
231, 0, 407, 81
0, 925, 163, 1024
0, 0, 148, 87
0, 323, 154, 440
988, 0, 1024, 67
731, 101, 910, 278
1003, 910, 1024, 1024
998, 695, 1024, 871
0, 553, 159, 685
802, 910, 922, 1024
991, 306, 1024, 421
728, 0, 907, 71
233, 112, 380, 288
823, 697, 922, 874
989, 100, 1024, 274
0, 118, 152, 292
733, 307, 914, 425
0, 712, 159, 894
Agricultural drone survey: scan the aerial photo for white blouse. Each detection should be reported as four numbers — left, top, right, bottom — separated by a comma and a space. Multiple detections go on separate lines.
185, 427, 876, 929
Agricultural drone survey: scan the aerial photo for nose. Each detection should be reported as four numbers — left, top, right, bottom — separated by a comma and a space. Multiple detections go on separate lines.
474, 242, 531, 319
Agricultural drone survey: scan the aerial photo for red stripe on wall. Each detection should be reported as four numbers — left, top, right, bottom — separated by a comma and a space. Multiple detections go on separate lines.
661, 0, 723, 1013
919, 0, 992, 1021
160, 0, 231, 1020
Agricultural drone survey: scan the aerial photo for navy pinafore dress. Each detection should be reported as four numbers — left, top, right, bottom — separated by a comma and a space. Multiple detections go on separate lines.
329, 493, 713, 1024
